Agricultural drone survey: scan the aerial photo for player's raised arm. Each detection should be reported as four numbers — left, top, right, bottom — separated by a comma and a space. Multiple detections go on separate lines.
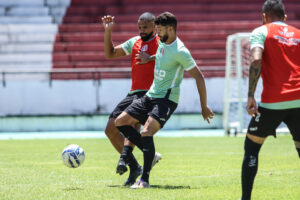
102, 15, 126, 59
187, 67, 214, 123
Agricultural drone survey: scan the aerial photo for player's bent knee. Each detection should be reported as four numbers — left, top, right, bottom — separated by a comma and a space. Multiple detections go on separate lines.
105, 118, 116, 136
115, 112, 138, 127
247, 133, 266, 144
114, 113, 128, 127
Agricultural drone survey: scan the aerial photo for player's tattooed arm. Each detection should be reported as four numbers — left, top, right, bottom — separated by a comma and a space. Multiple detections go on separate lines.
248, 47, 263, 97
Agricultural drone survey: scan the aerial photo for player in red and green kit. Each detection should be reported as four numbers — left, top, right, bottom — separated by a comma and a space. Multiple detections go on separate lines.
102, 12, 160, 186
241, 1, 300, 199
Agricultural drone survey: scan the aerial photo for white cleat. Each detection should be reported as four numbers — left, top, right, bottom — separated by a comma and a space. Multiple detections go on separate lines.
151, 152, 162, 169
130, 178, 150, 189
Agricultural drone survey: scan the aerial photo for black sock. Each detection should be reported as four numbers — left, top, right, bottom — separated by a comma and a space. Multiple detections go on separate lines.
296, 148, 300, 157
241, 137, 262, 200
121, 145, 139, 169
141, 136, 155, 183
116, 126, 143, 150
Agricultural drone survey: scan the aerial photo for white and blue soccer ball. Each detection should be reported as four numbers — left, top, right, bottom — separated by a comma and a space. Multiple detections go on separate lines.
61, 144, 85, 168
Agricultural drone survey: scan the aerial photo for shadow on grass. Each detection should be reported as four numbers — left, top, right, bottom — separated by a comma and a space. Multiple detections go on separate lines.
107, 185, 191, 189
63, 187, 84, 191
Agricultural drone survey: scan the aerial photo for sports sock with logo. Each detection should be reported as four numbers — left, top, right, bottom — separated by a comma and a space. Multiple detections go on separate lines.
141, 136, 155, 183
241, 136, 262, 200
116, 125, 143, 150
121, 145, 139, 169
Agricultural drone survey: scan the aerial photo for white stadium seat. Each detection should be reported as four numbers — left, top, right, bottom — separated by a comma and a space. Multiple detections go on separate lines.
0, 7, 4, 15
0, 43, 53, 53
50, 7, 68, 17
0, 34, 56, 43
0, 16, 52, 24
0, 0, 69, 82
0, 53, 52, 63
0, 24, 58, 34
0, 0, 44, 7
45, 0, 71, 7
0, 63, 52, 70
6, 7, 50, 16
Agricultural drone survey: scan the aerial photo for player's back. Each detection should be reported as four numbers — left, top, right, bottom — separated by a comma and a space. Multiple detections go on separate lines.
261, 22, 300, 103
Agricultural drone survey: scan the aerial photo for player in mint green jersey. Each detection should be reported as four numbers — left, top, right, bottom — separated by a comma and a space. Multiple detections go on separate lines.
115, 12, 214, 188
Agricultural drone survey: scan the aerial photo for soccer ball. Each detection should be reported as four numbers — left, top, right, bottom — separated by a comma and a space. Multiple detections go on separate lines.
61, 144, 85, 168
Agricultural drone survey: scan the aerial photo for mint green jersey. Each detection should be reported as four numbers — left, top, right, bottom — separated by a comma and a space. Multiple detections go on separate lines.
146, 38, 196, 103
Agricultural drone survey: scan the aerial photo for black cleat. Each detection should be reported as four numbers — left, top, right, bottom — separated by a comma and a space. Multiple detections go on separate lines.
116, 159, 128, 175
123, 165, 143, 186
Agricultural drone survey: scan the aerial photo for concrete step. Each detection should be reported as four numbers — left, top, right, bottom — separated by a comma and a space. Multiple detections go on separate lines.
0, 43, 53, 53
5, 7, 50, 16
49, 7, 68, 17
45, 0, 71, 7
0, 24, 57, 34
0, 53, 52, 63
0, 16, 53, 24
0, 34, 56, 43
0, 7, 4, 15
0, 63, 51, 70
0, 0, 44, 7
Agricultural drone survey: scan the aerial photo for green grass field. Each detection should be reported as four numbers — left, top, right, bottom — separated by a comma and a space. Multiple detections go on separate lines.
0, 135, 299, 200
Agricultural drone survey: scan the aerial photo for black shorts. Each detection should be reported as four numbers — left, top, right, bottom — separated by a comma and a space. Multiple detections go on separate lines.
247, 106, 300, 141
109, 91, 147, 119
124, 95, 178, 128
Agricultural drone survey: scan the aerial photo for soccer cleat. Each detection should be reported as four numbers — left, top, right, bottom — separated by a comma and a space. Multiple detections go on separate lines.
130, 178, 150, 189
116, 159, 128, 175
151, 152, 162, 169
123, 165, 143, 186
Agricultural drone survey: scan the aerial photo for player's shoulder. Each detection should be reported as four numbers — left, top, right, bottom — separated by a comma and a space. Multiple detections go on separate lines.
251, 25, 267, 35
175, 38, 191, 55
126, 35, 141, 43
286, 24, 300, 33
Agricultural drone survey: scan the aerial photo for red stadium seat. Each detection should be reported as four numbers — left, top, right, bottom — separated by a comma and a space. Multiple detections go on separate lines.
52, 0, 300, 79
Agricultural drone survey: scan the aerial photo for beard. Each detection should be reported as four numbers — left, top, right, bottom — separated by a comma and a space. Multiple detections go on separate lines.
140, 31, 153, 41
160, 33, 169, 43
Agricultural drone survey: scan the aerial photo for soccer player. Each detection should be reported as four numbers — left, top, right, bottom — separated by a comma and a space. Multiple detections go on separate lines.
102, 12, 159, 186
241, 0, 300, 199
115, 12, 214, 188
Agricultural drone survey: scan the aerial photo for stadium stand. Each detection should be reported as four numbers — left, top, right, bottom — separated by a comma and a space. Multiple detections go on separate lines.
1, 0, 300, 79
53, 0, 300, 79
0, 0, 70, 79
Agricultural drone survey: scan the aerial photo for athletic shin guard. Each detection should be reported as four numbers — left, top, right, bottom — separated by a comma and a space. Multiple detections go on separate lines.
121, 145, 139, 169
116, 125, 143, 150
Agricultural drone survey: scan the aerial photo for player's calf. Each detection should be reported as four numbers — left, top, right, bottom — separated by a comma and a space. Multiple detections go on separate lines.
241, 136, 262, 200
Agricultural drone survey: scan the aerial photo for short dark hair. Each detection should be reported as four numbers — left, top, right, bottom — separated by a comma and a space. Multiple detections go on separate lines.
154, 12, 177, 32
262, 0, 285, 19
139, 12, 155, 22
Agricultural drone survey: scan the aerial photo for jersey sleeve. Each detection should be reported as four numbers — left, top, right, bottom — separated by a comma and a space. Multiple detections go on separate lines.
250, 25, 268, 50
121, 36, 139, 55
176, 46, 197, 71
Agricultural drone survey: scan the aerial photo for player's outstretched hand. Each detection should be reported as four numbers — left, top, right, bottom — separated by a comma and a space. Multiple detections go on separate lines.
102, 15, 115, 30
136, 51, 151, 64
201, 105, 214, 124
246, 96, 258, 117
